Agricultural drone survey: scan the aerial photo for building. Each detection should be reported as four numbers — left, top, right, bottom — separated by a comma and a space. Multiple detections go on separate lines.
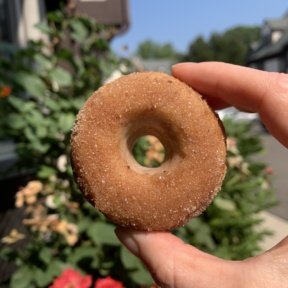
0, 0, 129, 47
247, 12, 288, 72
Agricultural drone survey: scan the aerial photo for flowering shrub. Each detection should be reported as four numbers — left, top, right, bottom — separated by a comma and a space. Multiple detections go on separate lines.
0, 7, 276, 288
0, 85, 12, 98
50, 269, 92, 288
0, 8, 151, 288
133, 135, 165, 167
94, 276, 124, 288
49, 269, 124, 288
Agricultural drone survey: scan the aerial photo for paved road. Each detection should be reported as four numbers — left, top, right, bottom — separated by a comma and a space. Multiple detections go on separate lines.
258, 134, 288, 220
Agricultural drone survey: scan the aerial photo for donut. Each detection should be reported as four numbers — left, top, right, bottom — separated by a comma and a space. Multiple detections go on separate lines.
71, 72, 227, 231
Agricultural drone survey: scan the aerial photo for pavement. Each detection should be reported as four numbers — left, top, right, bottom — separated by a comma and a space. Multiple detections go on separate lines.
259, 134, 288, 220
259, 211, 288, 251
255, 132, 288, 251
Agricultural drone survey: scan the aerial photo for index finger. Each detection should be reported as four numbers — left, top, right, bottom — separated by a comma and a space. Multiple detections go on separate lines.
172, 62, 288, 148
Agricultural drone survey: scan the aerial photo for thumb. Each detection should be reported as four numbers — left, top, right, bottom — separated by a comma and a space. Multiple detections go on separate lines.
115, 228, 245, 288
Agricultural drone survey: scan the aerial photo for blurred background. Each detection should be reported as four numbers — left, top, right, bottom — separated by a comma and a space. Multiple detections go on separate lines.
0, 0, 287, 287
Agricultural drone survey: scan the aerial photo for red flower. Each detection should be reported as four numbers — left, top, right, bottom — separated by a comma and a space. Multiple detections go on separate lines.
0, 86, 12, 98
265, 167, 273, 175
50, 268, 92, 288
94, 277, 124, 288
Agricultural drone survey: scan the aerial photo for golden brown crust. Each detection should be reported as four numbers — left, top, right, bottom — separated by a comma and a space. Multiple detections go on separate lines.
71, 72, 227, 231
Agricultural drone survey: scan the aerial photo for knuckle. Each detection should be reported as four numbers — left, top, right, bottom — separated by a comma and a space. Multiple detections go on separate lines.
150, 261, 173, 287
150, 251, 179, 288
258, 71, 288, 115
268, 72, 288, 94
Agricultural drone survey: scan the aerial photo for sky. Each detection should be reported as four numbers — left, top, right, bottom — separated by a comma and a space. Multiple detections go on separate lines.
111, 0, 288, 55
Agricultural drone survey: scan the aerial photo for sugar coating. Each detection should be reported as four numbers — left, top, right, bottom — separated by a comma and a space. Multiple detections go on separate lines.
70, 72, 227, 231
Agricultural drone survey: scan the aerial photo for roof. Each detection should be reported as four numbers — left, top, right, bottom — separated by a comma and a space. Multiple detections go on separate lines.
248, 13, 288, 62
248, 32, 288, 61
266, 15, 288, 31
75, 0, 130, 35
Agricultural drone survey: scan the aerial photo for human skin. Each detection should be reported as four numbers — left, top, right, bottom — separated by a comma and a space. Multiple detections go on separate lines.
115, 62, 288, 288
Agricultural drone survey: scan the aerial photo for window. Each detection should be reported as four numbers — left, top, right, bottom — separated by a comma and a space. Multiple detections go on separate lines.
263, 58, 280, 72
271, 31, 283, 43
0, 0, 11, 42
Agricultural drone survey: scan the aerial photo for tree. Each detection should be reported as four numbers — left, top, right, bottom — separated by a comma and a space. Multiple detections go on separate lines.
136, 39, 179, 60
183, 26, 260, 65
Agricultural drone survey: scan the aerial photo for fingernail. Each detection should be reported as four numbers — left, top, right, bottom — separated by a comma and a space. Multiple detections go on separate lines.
173, 62, 196, 67
115, 228, 139, 256
172, 62, 197, 72
172, 62, 185, 69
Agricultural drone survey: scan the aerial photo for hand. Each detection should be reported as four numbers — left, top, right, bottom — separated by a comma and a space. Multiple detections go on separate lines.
172, 62, 288, 148
115, 62, 288, 288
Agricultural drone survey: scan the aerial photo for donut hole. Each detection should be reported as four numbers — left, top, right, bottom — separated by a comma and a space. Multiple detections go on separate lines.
132, 135, 166, 168
123, 115, 185, 173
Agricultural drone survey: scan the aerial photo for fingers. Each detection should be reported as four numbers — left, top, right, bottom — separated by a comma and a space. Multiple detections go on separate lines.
247, 235, 288, 287
203, 97, 230, 110
172, 62, 288, 148
116, 228, 245, 288
116, 229, 288, 288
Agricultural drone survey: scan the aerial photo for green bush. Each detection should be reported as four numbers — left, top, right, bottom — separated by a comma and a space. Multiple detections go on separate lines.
0, 9, 276, 288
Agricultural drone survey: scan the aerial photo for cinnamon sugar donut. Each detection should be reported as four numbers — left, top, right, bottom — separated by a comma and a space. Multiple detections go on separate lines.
71, 72, 226, 231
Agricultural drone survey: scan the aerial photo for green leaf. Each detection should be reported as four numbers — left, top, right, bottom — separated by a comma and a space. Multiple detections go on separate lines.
214, 197, 237, 211
39, 247, 52, 264
58, 113, 75, 133
24, 126, 37, 142
120, 247, 153, 284
130, 267, 153, 285
37, 165, 56, 179
49, 260, 65, 275
36, 125, 48, 138
45, 97, 61, 111
30, 140, 50, 154
22, 102, 37, 113
185, 218, 202, 231
34, 54, 53, 71
35, 22, 54, 35
74, 56, 85, 75
10, 267, 32, 288
34, 268, 54, 287
101, 261, 114, 269
91, 257, 100, 269
87, 222, 120, 246
70, 19, 88, 43
186, 219, 215, 249
7, 96, 25, 111
120, 246, 140, 270
68, 246, 96, 265
78, 218, 92, 233
49, 67, 72, 87
71, 98, 85, 110
15, 72, 47, 99
0, 246, 14, 261
25, 109, 45, 125
6, 113, 26, 129
195, 226, 215, 248
35, 260, 65, 286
